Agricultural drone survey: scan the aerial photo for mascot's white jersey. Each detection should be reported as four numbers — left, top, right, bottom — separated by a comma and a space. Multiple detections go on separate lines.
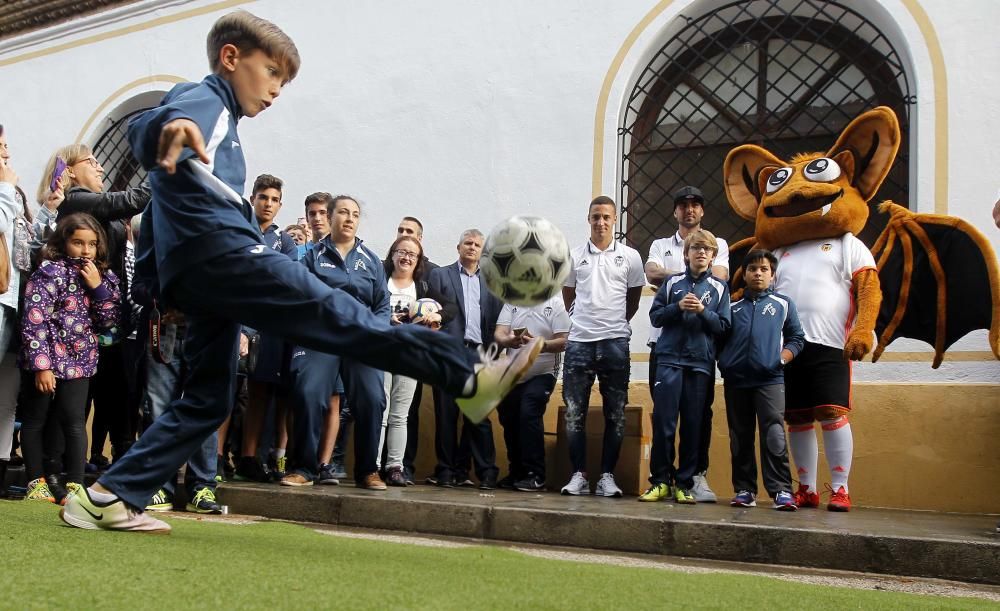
772, 233, 876, 350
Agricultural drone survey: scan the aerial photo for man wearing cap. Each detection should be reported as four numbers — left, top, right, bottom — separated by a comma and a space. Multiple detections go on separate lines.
644, 185, 730, 502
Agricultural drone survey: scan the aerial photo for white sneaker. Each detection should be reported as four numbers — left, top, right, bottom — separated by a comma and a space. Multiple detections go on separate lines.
60, 487, 171, 534
456, 338, 544, 423
560, 471, 590, 496
691, 472, 717, 503
595, 473, 623, 498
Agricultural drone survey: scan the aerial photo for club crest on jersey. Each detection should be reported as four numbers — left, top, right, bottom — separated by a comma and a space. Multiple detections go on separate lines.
821, 243, 833, 252
543, 306, 553, 316
762, 303, 777, 316
700, 291, 712, 305
354, 259, 367, 271
614, 255, 625, 267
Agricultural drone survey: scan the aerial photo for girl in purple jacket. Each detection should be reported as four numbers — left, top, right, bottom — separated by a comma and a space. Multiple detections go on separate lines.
20, 213, 119, 503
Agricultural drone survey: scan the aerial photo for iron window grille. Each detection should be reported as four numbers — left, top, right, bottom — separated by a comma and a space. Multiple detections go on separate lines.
619, 0, 913, 257
91, 107, 151, 193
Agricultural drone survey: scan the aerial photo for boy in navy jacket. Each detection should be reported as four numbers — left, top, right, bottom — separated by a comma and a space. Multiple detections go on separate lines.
61, 10, 541, 534
718, 249, 804, 510
641, 229, 730, 504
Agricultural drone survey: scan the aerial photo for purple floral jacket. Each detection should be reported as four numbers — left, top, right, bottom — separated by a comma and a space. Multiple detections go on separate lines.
21, 258, 120, 379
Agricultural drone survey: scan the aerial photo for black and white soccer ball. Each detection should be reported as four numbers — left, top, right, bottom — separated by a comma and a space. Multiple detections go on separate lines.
481, 215, 571, 306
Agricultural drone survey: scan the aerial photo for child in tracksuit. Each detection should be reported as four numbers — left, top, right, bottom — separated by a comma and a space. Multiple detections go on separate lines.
718, 249, 804, 510
61, 10, 540, 534
641, 229, 730, 504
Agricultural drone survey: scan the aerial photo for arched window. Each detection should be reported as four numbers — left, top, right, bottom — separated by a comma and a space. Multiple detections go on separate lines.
89, 91, 164, 192
619, 0, 913, 254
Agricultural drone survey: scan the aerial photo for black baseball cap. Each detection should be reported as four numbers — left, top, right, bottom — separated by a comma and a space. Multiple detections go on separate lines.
673, 185, 704, 206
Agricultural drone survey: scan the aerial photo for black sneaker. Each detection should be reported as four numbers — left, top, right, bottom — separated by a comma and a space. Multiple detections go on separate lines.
233, 456, 271, 483
497, 474, 516, 490
456, 475, 475, 488
186, 487, 223, 514
426, 474, 455, 488
317, 464, 340, 486
329, 462, 348, 480
514, 474, 546, 492
402, 467, 415, 486
216, 455, 226, 483
479, 475, 497, 491
46, 473, 69, 505
386, 466, 407, 487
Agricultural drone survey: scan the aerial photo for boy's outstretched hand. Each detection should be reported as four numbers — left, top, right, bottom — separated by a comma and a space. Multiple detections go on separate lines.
157, 118, 210, 174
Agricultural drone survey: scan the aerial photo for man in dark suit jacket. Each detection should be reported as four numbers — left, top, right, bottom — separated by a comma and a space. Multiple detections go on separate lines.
426, 229, 502, 489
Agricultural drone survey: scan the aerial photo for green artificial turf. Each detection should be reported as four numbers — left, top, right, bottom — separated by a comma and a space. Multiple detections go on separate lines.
0, 501, 992, 610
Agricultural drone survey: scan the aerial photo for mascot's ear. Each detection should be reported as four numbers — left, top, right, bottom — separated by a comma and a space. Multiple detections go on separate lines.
826, 106, 900, 201
724, 144, 784, 221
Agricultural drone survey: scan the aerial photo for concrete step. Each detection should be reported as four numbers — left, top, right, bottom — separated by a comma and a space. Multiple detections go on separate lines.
215, 481, 1000, 586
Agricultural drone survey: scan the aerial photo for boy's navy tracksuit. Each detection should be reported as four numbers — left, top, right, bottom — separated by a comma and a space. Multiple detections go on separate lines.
99, 74, 474, 508
290, 237, 389, 481
718, 287, 804, 497
648, 269, 730, 491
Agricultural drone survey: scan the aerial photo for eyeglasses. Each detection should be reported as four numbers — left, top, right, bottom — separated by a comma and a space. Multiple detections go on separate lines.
394, 250, 419, 260
688, 245, 714, 253
75, 157, 100, 169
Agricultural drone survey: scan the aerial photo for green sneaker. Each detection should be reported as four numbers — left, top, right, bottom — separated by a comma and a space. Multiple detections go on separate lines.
65, 482, 83, 498
456, 338, 543, 423
146, 489, 173, 512
25, 478, 55, 503
638, 483, 672, 502
185, 487, 222, 515
674, 487, 696, 504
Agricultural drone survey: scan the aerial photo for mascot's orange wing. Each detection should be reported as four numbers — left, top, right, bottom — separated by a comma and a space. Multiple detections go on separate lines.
871, 202, 1000, 368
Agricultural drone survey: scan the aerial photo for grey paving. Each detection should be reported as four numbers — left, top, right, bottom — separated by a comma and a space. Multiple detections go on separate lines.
216, 481, 1000, 585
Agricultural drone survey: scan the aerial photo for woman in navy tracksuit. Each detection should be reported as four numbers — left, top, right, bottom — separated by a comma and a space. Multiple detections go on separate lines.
285, 195, 391, 489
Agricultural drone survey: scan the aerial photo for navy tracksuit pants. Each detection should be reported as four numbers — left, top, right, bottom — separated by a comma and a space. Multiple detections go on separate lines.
649, 363, 711, 490
100, 245, 475, 508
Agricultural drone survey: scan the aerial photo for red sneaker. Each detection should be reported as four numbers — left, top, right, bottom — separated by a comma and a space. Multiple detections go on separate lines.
793, 484, 820, 508
826, 484, 851, 512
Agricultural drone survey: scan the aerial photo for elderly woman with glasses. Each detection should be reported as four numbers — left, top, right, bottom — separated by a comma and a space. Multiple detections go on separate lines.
378, 235, 455, 486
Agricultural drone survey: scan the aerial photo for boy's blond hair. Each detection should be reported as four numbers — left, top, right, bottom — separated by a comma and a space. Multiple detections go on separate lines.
683, 228, 719, 256
207, 10, 301, 81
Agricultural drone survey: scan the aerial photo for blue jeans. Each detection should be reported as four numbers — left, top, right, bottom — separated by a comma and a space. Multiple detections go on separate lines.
143, 328, 217, 497
561, 338, 630, 475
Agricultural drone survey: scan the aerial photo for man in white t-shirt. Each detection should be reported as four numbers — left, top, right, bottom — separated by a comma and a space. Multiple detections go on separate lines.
493, 295, 571, 491
643, 185, 729, 503
560, 196, 646, 498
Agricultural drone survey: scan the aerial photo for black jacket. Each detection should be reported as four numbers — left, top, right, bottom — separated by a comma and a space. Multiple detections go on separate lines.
58, 184, 151, 281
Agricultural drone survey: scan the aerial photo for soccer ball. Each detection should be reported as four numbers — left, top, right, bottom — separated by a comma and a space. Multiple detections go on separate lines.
481, 215, 571, 306
409, 298, 442, 325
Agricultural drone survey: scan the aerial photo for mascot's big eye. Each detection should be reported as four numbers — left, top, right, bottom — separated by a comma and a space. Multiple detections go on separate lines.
803, 157, 841, 183
765, 167, 793, 193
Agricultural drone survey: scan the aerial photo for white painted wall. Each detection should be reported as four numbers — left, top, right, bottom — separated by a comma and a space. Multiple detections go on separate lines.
0, 0, 996, 380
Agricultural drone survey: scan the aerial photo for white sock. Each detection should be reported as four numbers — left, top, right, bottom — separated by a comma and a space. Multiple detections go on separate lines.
787, 423, 818, 492
272, 448, 286, 459
821, 417, 853, 492
462, 374, 475, 397
88, 486, 117, 503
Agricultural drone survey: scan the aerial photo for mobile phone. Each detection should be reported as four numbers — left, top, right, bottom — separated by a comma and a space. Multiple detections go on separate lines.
50, 158, 67, 192
513, 327, 527, 338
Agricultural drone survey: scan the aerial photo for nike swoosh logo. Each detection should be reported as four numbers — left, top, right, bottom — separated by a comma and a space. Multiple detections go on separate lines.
81, 504, 103, 521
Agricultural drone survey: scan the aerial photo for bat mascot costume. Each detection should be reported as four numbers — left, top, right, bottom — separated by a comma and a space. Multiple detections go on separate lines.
723, 106, 999, 511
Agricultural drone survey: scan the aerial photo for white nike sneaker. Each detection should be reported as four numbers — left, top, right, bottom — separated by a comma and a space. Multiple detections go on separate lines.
691, 472, 717, 503
60, 487, 171, 534
456, 338, 544, 423
595, 473, 623, 498
560, 471, 590, 496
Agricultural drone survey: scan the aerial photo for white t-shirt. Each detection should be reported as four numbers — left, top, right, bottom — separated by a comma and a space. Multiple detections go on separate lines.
773, 233, 876, 350
387, 277, 418, 320
645, 231, 730, 346
496, 294, 572, 380
564, 239, 646, 342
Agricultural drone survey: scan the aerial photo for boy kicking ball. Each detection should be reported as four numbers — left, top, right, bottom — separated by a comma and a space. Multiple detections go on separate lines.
61, 11, 541, 533
717, 250, 804, 511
